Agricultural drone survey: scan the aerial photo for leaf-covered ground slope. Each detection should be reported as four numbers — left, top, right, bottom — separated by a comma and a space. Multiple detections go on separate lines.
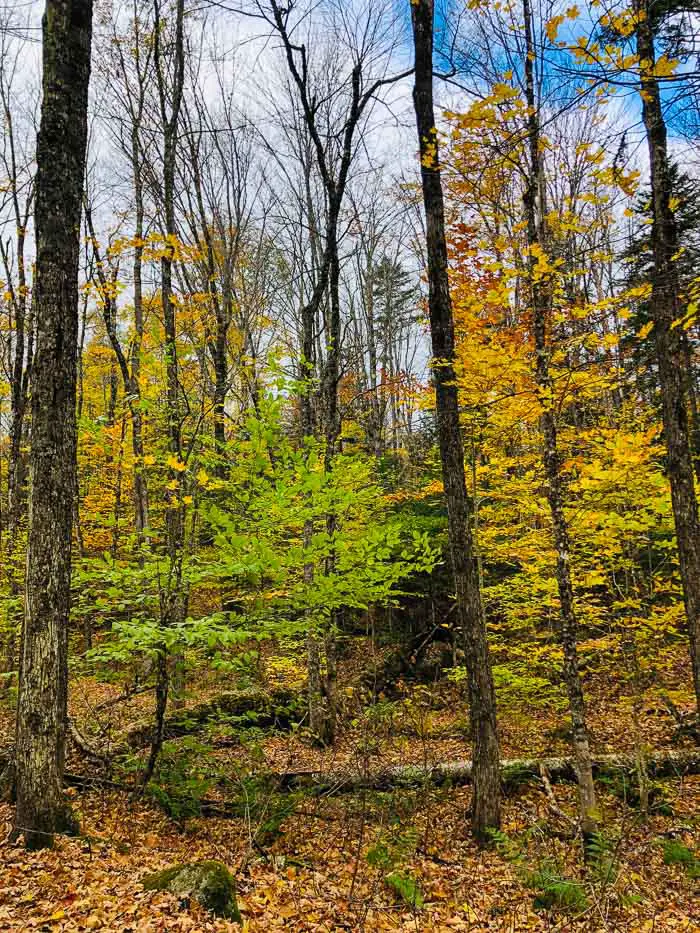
1, 637, 698, 931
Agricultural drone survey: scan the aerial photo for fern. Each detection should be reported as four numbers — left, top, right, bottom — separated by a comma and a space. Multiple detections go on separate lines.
525, 864, 589, 912
662, 840, 700, 878
386, 871, 424, 909
586, 831, 620, 886
487, 827, 524, 864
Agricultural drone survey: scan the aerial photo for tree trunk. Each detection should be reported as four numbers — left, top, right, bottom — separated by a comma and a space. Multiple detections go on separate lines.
521, 0, 597, 838
635, 0, 700, 715
145, 0, 187, 767
14, 0, 93, 850
410, 0, 501, 841
280, 748, 700, 795
131, 121, 149, 544
1, 98, 34, 676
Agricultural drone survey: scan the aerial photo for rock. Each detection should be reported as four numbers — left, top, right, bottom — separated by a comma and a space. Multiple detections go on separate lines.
143, 860, 241, 922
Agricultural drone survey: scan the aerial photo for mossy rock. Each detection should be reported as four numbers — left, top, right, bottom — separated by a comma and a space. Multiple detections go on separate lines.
143, 860, 241, 922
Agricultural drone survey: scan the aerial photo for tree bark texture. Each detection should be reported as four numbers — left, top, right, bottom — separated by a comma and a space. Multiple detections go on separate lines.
523, 0, 597, 836
14, 0, 93, 850
521, 0, 598, 837
635, 0, 700, 715
410, 0, 501, 840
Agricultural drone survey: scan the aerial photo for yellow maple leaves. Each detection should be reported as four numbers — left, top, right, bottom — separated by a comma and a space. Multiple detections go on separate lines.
167, 454, 187, 472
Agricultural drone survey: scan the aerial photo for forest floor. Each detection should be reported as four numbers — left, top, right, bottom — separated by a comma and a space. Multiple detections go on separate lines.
0, 635, 698, 931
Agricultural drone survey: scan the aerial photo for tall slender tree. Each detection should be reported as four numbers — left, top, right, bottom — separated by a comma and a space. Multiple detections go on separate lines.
521, 0, 598, 839
265, 0, 411, 743
14, 0, 93, 850
633, 0, 700, 716
410, 0, 501, 841
144, 0, 187, 776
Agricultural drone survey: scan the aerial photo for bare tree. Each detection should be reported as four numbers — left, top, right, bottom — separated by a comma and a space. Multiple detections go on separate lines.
0, 17, 35, 674
143, 0, 187, 779
260, 0, 412, 742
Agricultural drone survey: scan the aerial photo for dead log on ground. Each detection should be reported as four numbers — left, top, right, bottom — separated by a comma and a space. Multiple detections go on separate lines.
1, 748, 698, 812
276, 749, 700, 794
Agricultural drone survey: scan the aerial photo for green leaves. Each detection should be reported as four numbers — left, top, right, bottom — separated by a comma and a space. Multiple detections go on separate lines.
385, 871, 425, 909
196, 391, 439, 635
75, 382, 439, 676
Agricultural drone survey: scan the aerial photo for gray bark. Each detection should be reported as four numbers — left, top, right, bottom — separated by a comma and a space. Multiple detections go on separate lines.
635, 0, 700, 716
14, 0, 93, 850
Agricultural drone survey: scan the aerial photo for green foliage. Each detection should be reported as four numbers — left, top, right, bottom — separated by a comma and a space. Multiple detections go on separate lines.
491, 662, 567, 713
366, 821, 422, 908
525, 863, 589, 913
224, 773, 301, 847
201, 393, 440, 634
354, 699, 399, 737
500, 763, 540, 793
598, 769, 674, 816
490, 828, 591, 913
661, 840, 700, 878
585, 832, 620, 886
487, 828, 526, 864
144, 737, 218, 821
76, 384, 439, 673
385, 871, 424, 909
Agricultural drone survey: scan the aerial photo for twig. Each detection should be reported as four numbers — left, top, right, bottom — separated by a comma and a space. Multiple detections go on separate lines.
538, 763, 577, 832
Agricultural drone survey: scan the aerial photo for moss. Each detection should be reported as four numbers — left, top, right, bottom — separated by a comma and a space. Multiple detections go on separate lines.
143, 860, 241, 922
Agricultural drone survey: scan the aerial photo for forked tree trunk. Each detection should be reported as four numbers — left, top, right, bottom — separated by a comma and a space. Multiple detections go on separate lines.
14, 0, 93, 850
521, 0, 597, 838
410, 0, 501, 841
635, 0, 700, 716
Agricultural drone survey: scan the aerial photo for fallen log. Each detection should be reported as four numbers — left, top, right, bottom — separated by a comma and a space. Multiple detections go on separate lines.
276, 748, 700, 794
68, 717, 110, 764
2, 748, 698, 815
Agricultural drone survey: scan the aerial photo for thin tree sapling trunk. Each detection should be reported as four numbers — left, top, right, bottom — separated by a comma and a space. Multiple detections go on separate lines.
521, 0, 598, 839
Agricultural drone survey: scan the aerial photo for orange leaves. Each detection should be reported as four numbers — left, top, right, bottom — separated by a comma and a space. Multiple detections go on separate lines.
545, 4, 579, 42
545, 14, 565, 43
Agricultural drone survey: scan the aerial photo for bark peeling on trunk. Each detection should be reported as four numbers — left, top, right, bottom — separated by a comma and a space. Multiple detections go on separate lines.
14, 0, 93, 850
410, 0, 501, 841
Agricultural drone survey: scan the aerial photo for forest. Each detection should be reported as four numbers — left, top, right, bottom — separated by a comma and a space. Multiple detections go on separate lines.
0, 0, 699, 928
